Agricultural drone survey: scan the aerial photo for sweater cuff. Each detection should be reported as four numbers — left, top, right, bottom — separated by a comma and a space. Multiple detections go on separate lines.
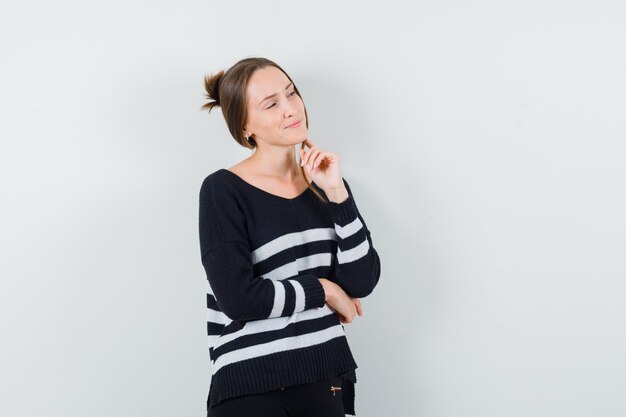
290, 275, 326, 310
325, 194, 359, 227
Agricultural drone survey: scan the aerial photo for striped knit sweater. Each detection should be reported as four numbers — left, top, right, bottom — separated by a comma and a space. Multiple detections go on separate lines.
198, 168, 381, 415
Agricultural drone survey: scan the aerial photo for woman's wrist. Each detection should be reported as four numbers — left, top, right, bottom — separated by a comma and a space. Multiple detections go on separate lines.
318, 278, 336, 303
325, 186, 349, 203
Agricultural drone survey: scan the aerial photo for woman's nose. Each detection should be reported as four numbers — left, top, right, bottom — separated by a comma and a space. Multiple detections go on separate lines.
283, 101, 298, 117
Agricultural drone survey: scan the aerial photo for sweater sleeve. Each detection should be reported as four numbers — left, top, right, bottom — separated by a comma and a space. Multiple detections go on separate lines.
198, 174, 327, 322
325, 177, 381, 298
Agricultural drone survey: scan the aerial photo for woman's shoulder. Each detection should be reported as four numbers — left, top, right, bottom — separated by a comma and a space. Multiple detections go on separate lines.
199, 168, 238, 199
201, 160, 252, 186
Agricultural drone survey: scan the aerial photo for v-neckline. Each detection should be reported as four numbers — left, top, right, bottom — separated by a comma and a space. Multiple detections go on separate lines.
220, 168, 312, 201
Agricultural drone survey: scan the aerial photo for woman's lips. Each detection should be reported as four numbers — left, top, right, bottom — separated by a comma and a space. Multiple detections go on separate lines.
286, 120, 302, 128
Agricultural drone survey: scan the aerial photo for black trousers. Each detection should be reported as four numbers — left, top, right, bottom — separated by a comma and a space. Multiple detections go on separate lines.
207, 375, 345, 417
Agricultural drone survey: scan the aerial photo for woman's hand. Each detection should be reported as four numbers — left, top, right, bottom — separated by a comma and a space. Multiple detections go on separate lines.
335, 297, 363, 324
319, 278, 363, 323
299, 138, 346, 195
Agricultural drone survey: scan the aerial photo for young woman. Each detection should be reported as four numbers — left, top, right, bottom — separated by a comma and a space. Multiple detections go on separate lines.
198, 57, 381, 417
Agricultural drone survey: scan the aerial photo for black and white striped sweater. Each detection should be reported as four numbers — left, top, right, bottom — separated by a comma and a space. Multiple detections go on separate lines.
198, 168, 381, 415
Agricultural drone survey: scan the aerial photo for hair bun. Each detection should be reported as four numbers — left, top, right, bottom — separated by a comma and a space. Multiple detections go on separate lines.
200, 70, 224, 113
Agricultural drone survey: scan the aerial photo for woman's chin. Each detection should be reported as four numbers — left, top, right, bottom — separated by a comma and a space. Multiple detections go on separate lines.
292, 130, 309, 144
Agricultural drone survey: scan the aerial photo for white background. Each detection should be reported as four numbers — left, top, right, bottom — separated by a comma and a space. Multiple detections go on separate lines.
1, 1, 625, 416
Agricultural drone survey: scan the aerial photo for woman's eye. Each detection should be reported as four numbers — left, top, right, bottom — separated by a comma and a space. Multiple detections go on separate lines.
266, 92, 296, 109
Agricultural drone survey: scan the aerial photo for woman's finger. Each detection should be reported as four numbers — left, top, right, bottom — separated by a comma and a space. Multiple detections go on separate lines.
300, 146, 316, 167
311, 151, 326, 169
354, 298, 363, 316
303, 138, 316, 149
306, 148, 321, 169
300, 148, 311, 167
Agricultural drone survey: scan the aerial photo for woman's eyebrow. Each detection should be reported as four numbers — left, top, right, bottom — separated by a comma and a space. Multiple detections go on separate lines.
259, 82, 294, 104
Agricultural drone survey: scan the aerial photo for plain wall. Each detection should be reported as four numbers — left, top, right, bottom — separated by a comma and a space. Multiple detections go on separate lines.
1, 1, 625, 416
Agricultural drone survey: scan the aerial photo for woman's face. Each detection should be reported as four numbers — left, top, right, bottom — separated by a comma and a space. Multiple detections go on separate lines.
244, 65, 307, 146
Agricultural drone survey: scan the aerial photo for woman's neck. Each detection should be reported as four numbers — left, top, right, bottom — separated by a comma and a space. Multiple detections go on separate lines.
247, 146, 303, 182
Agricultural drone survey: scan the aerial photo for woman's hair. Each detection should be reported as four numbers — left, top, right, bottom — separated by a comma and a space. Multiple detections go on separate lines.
201, 57, 327, 202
